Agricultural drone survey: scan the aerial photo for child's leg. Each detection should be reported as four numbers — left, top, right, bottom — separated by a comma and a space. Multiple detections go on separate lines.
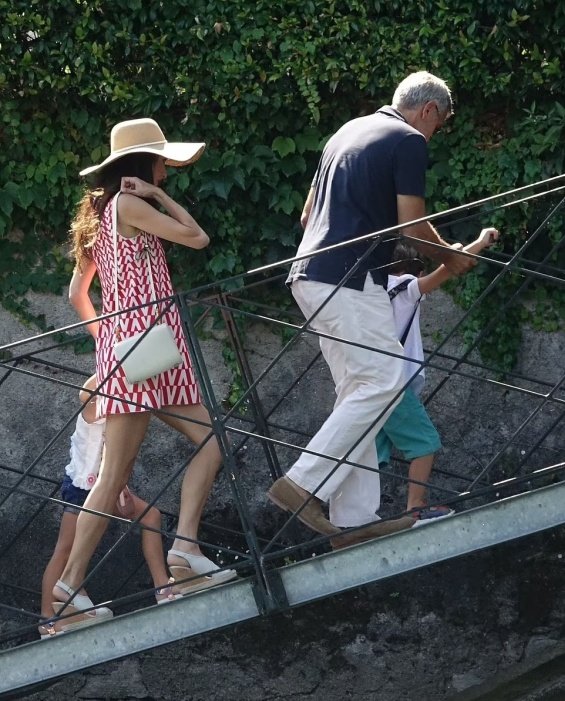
40, 511, 78, 630
406, 454, 436, 510
407, 452, 454, 523
57, 412, 150, 598
375, 388, 441, 511
114, 489, 170, 594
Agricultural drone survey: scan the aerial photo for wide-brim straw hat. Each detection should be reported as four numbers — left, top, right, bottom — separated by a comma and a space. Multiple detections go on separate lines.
79, 118, 206, 176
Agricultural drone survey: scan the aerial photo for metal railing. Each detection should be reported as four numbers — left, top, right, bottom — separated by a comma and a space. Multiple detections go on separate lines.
0, 173, 563, 651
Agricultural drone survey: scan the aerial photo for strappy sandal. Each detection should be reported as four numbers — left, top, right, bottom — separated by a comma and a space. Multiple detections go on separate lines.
38, 622, 65, 640
167, 549, 238, 592
411, 505, 455, 527
52, 580, 113, 632
155, 581, 183, 605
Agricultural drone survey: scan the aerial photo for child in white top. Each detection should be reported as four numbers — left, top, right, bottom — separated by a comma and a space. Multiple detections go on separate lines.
39, 375, 186, 638
387, 268, 427, 397
376, 228, 499, 521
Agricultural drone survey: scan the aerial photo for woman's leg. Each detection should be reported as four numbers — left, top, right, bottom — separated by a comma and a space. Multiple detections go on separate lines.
56, 412, 151, 597
156, 404, 222, 559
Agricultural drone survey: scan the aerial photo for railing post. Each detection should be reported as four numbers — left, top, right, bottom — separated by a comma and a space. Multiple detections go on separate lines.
177, 292, 287, 613
218, 291, 283, 481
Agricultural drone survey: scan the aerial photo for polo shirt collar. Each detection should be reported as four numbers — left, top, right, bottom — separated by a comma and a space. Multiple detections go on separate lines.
375, 105, 407, 123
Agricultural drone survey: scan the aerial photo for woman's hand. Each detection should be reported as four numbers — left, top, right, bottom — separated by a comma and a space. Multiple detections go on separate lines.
120, 177, 158, 199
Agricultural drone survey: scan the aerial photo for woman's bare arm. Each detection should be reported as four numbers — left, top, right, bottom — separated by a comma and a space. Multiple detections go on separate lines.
68, 259, 99, 338
117, 178, 210, 249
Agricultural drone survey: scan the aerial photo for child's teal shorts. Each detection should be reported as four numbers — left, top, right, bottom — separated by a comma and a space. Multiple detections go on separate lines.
376, 387, 441, 465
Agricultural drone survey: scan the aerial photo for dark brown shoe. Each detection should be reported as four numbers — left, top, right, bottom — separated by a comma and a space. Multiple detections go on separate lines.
267, 476, 341, 536
330, 516, 415, 550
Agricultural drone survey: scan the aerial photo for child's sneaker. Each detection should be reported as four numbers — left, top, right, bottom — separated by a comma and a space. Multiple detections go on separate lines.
412, 505, 454, 527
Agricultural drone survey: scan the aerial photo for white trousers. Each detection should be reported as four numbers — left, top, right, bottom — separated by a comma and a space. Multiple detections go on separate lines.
286, 277, 405, 527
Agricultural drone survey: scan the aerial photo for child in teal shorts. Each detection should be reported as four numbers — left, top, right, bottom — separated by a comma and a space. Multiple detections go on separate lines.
377, 228, 499, 523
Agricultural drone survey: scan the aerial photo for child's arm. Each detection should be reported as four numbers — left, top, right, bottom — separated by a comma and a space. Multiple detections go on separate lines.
417, 228, 499, 295
115, 486, 136, 519
78, 375, 99, 422
68, 259, 99, 338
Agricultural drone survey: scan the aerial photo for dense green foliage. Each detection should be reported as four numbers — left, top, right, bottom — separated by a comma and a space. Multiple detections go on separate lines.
1, 0, 564, 369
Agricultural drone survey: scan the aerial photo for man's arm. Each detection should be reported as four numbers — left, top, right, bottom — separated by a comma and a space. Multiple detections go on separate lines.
300, 187, 315, 229
397, 195, 475, 276
417, 228, 499, 295
68, 259, 99, 338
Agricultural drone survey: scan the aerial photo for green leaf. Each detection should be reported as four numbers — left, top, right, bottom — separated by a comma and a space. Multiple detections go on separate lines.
212, 179, 232, 200
272, 137, 296, 157
0, 191, 13, 217
17, 187, 34, 209
295, 128, 321, 153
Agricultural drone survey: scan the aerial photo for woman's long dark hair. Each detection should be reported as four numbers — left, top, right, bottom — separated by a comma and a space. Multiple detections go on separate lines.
69, 153, 157, 269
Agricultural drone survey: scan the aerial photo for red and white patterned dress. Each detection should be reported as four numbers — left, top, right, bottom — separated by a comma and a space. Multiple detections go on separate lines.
92, 195, 201, 415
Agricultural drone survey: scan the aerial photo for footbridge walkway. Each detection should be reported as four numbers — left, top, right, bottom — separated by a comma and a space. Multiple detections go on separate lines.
0, 175, 563, 697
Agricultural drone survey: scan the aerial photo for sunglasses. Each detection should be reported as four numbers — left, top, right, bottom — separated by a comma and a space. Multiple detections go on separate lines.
433, 104, 450, 133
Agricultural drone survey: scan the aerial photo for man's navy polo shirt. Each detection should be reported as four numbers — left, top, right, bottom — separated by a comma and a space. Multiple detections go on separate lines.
287, 106, 428, 290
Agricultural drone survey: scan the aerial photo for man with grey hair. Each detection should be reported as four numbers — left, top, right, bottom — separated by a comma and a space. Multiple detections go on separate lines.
392, 70, 454, 120
268, 71, 476, 548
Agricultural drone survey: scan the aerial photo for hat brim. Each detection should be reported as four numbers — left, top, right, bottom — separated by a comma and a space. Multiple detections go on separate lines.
79, 142, 206, 177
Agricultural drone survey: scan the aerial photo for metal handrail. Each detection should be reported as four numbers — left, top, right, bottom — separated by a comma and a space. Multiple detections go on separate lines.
0, 174, 563, 654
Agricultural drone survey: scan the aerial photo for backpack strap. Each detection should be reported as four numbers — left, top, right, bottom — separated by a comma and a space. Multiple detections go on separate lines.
387, 279, 422, 345
399, 299, 421, 346
387, 279, 410, 301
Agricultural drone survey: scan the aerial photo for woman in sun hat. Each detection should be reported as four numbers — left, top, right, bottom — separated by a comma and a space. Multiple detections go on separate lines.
54, 118, 236, 626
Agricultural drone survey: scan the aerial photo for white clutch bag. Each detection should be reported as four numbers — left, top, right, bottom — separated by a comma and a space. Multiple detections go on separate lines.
114, 323, 182, 384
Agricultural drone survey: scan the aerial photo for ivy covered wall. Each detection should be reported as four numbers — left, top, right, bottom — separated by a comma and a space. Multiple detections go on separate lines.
1, 0, 563, 367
